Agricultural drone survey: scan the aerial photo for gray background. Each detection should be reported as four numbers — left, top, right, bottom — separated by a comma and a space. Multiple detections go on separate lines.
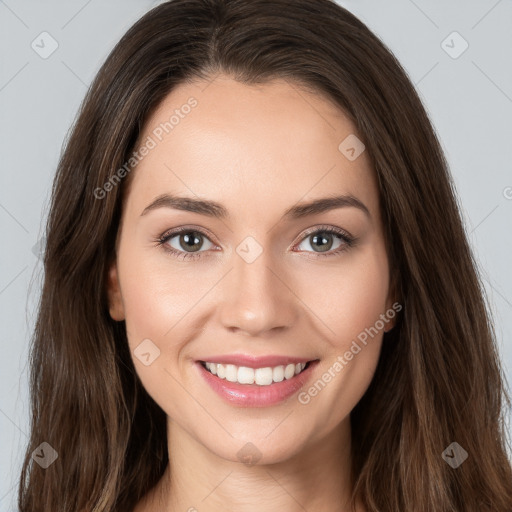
1, 0, 511, 509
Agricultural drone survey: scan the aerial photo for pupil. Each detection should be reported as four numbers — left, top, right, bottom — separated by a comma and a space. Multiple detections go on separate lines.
312, 232, 333, 252
181, 232, 202, 252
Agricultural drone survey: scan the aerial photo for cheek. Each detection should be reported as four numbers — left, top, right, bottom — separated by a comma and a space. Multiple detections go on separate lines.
118, 244, 207, 346
294, 246, 390, 433
296, 244, 391, 350
116, 245, 224, 416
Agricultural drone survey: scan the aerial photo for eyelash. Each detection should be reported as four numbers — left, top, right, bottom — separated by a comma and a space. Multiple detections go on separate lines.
154, 224, 356, 261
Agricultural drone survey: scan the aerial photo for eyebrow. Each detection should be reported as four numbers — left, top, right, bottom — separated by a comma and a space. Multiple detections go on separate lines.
140, 193, 371, 220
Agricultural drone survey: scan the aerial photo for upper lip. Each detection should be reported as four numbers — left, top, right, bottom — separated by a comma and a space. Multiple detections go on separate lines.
198, 354, 317, 369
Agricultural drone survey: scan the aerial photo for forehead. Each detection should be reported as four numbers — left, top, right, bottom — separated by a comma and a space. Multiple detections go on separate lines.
124, 75, 379, 223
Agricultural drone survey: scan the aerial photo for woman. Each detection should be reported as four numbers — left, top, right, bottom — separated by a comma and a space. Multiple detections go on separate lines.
18, 0, 512, 511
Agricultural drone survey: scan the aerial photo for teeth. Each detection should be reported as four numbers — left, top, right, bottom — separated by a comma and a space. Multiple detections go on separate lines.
273, 365, 284, 383
225, 364, 238, 382
204, 361, 307, 386
285, 364, 296, 379
255, 367, 273, 385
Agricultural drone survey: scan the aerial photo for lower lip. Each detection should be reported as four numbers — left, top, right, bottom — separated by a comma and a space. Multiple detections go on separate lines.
195, 360, 319, 407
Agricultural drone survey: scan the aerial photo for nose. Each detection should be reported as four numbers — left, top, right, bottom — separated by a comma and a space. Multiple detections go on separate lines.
216, 246, 299, 337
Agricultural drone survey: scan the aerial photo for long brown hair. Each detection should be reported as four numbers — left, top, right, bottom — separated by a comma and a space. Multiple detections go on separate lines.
18, 0, 512, 510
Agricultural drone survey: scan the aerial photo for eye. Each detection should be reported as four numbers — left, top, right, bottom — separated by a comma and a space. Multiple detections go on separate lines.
155, 224, 355, 261
156, 227, 216, 261
294, 225, 355, 257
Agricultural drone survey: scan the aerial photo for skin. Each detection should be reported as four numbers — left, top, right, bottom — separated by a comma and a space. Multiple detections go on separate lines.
107, 73, 396, 512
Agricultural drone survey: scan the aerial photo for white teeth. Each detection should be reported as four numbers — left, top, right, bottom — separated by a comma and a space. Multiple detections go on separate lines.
284, 363, 296, 379
216, 363, 226, 379
203, 361, 308, 386
225, 364, 238, 382
238, 366, 255, 384
255, 367, 273, 386
273, 365, 284, 382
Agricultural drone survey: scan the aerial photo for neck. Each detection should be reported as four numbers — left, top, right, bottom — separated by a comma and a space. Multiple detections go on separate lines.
139, 416, 362, 512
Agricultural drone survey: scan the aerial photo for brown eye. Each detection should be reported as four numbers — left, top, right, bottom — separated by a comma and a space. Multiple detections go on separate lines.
166, 230, 214, 253
309, 232, 335, 252
157, 227, 217, 260
295, 227, 353, 256
177, 231, 203, 252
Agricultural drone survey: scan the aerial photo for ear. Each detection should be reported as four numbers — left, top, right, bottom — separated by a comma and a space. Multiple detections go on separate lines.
106, 260, 125, 321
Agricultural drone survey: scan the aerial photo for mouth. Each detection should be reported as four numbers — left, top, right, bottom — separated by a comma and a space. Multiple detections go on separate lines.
195, 358, 321, 407
198, 359, 316, 386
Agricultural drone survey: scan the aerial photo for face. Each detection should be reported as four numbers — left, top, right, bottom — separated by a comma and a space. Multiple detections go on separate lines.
107, 74, 396, 464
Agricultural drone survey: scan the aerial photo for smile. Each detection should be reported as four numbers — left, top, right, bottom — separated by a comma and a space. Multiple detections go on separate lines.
196, 359, 320, 407
200, 361, 310, 386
